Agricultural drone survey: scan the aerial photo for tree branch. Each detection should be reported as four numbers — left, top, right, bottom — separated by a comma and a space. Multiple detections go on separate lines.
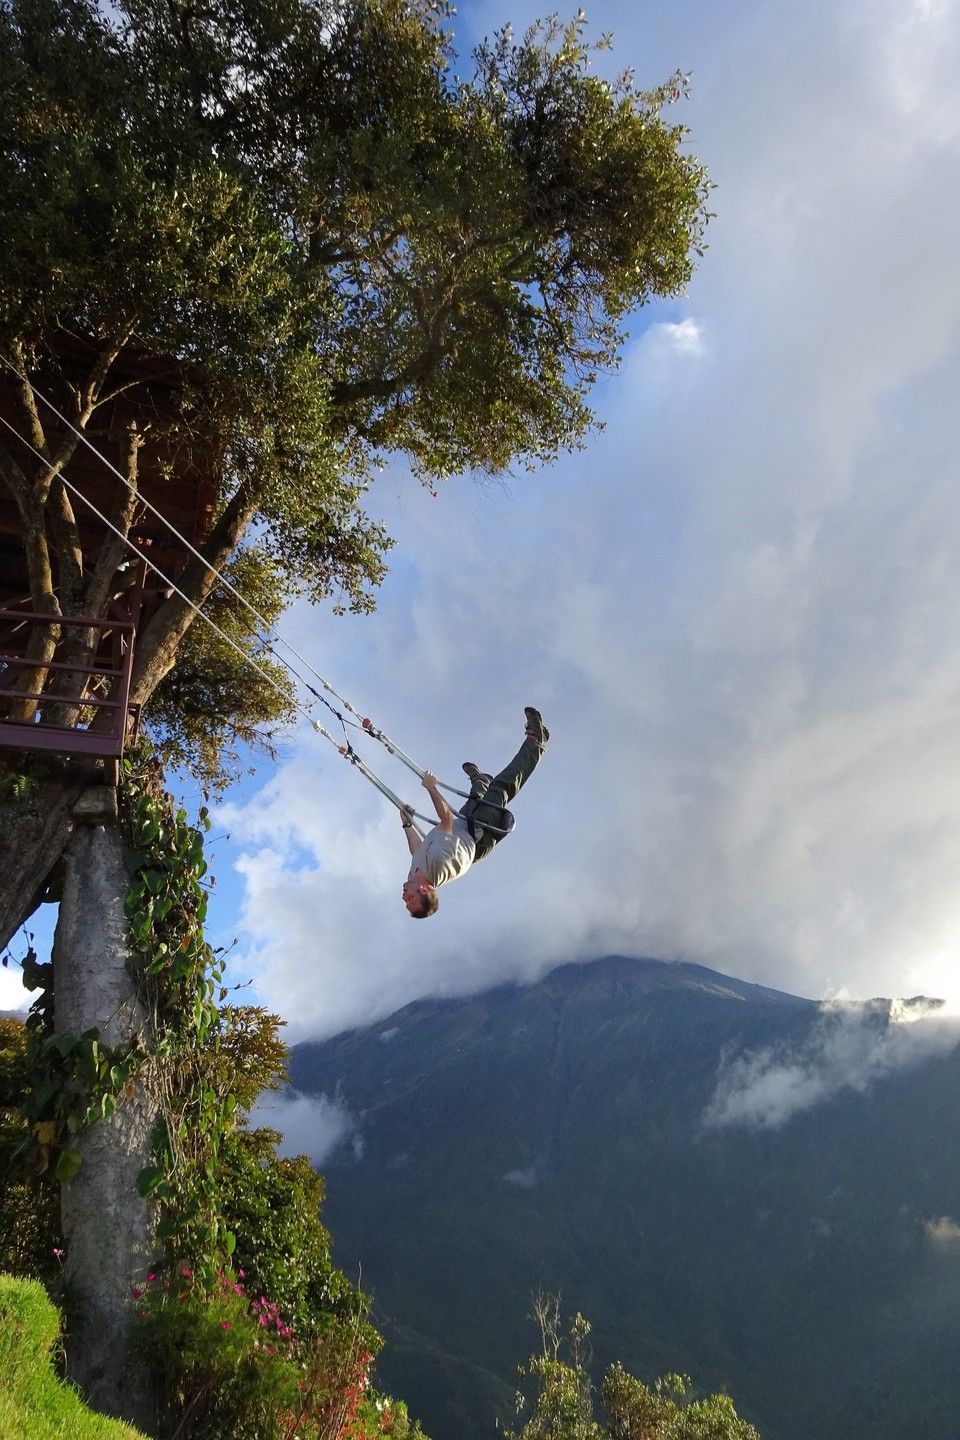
127, 475, 262, 709
85, 422, 146, 616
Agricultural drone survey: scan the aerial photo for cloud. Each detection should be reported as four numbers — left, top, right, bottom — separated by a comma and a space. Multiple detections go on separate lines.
209, 0, 960, 1042
249, 1089, 356, 1165
503, 1164, 540, 1190
925, 1216, 960, 1244
639, 317, 706, 369
0, 963, 29, 1016
703, 998, 960, 1130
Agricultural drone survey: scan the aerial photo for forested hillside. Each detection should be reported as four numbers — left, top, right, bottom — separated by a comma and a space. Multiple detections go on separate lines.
289, 955, 960, 1440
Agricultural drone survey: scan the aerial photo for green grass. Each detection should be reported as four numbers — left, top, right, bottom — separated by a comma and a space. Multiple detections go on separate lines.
0, 1274, 149, 1440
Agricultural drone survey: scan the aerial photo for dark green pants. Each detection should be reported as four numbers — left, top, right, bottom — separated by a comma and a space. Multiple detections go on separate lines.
459, 735, 544, 864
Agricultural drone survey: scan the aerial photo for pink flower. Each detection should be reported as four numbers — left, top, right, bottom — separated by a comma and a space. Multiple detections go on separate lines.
131, 1287, 143, 1300
221, 1320, 231, 1330
180, 1267, 192, 1277
51, 1248, 64, 1259
146, 1272, 156, 1282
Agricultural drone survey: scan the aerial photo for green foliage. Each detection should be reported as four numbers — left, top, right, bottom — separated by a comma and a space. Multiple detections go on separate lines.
602, 1366, 763, 1440
216, 1126, 357, 1341
0, 770, 41, 803
11, 745, 242, 1273
288, 956, 960, 1440
359, 1395, 430, 1440
0, 756, 53, 809
132, 1266, 405, 1440
0, 1274, 148, 1440
510, 1305, 603, 1440
121, 746, 255, 1275
0, 0, 710, 785
0, 0, 708, 466
508, 1301, 763, 1440
2, 747, 427, 1436
146, 550, 301, 793
134, 1269, 302, 1440
119, 747, 419, 1433
14, 923, 149, 1194
0, 1018, 62, 1284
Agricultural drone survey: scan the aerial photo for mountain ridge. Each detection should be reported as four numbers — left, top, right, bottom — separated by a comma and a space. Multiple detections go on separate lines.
288, 954, 960, 1440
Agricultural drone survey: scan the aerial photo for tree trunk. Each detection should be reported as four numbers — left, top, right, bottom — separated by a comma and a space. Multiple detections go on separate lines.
0, 767, 86, 954
54, 789, 159, 1432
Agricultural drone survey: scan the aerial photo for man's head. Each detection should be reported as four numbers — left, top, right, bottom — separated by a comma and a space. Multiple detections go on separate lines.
402, 877, 439, 919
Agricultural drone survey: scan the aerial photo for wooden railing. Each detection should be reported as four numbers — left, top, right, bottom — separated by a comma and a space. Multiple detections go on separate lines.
0, 608, 138, 759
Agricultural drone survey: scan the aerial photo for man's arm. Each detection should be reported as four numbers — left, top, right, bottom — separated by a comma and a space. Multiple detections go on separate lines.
421, 771, 454, 833
400, 805, 425, 856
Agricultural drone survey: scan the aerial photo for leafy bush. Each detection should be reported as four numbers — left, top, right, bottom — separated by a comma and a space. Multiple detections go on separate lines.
508, 1299, 763, 1440
0, 759, 430, 1439
0, 1018, 62, 1285
135, 1266, 420, 1440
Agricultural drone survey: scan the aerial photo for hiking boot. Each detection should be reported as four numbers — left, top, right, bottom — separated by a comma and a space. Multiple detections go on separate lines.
462, 762, 480, 779
524, 706, 550, 744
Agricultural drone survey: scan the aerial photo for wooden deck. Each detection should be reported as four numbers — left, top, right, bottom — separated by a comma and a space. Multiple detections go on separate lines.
0, 579, 143, 761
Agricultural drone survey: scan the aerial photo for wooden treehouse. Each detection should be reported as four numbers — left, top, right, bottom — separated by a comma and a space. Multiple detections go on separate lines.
0, 337, 219, 762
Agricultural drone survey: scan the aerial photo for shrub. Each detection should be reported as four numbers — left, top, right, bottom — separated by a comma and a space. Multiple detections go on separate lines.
134, 1266, 401, 1440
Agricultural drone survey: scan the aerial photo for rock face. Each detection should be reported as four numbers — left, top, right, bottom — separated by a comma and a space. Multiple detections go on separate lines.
289, 956, 960, 1440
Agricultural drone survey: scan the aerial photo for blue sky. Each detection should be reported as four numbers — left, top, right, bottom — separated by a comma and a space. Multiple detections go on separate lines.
6, 0, 960, 1051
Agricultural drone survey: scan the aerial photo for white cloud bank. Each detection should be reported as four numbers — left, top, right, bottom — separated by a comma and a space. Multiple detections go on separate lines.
250, 1089, 356, 1165
703, 998, 960, 1130
211, 0, 960, 1042
925, 1216, 960, 1244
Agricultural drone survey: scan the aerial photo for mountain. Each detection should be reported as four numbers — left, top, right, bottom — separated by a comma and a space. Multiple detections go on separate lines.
287, 955, 960, 1440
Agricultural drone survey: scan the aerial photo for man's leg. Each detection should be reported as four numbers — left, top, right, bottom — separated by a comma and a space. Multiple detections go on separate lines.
458, 770, 495, 860
463, 709, 548, 862
479, 735, 544, 811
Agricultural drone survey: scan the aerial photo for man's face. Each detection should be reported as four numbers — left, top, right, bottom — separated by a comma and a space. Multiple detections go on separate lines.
402, 878, 433, 915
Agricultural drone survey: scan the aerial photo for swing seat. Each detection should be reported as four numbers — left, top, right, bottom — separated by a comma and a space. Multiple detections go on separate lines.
484, 806, 516, 838
463, 803, 516, 839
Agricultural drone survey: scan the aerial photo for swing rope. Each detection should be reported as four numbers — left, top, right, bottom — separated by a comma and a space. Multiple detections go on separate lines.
0, 392, 457, 830
0, 356, 459, 789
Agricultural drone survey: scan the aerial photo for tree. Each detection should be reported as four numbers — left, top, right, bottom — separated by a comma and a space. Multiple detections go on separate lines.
508, 1299, 764, 1440
1, 990, 432, 1436
0, 0, 711, 1419
0, 0, 709, 832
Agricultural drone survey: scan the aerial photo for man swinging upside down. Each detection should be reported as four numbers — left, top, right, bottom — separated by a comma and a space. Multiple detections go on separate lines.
400, 706, 550, 919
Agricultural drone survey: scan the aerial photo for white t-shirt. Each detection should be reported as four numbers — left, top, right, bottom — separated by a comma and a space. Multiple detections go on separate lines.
408, 817, 476, 888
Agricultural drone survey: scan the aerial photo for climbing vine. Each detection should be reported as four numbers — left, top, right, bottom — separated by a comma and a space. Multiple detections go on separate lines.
19, 744, 240, 1280
19, 948, 142, 1188
121, 746, 238, 1278
7, 748, 430, 1437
